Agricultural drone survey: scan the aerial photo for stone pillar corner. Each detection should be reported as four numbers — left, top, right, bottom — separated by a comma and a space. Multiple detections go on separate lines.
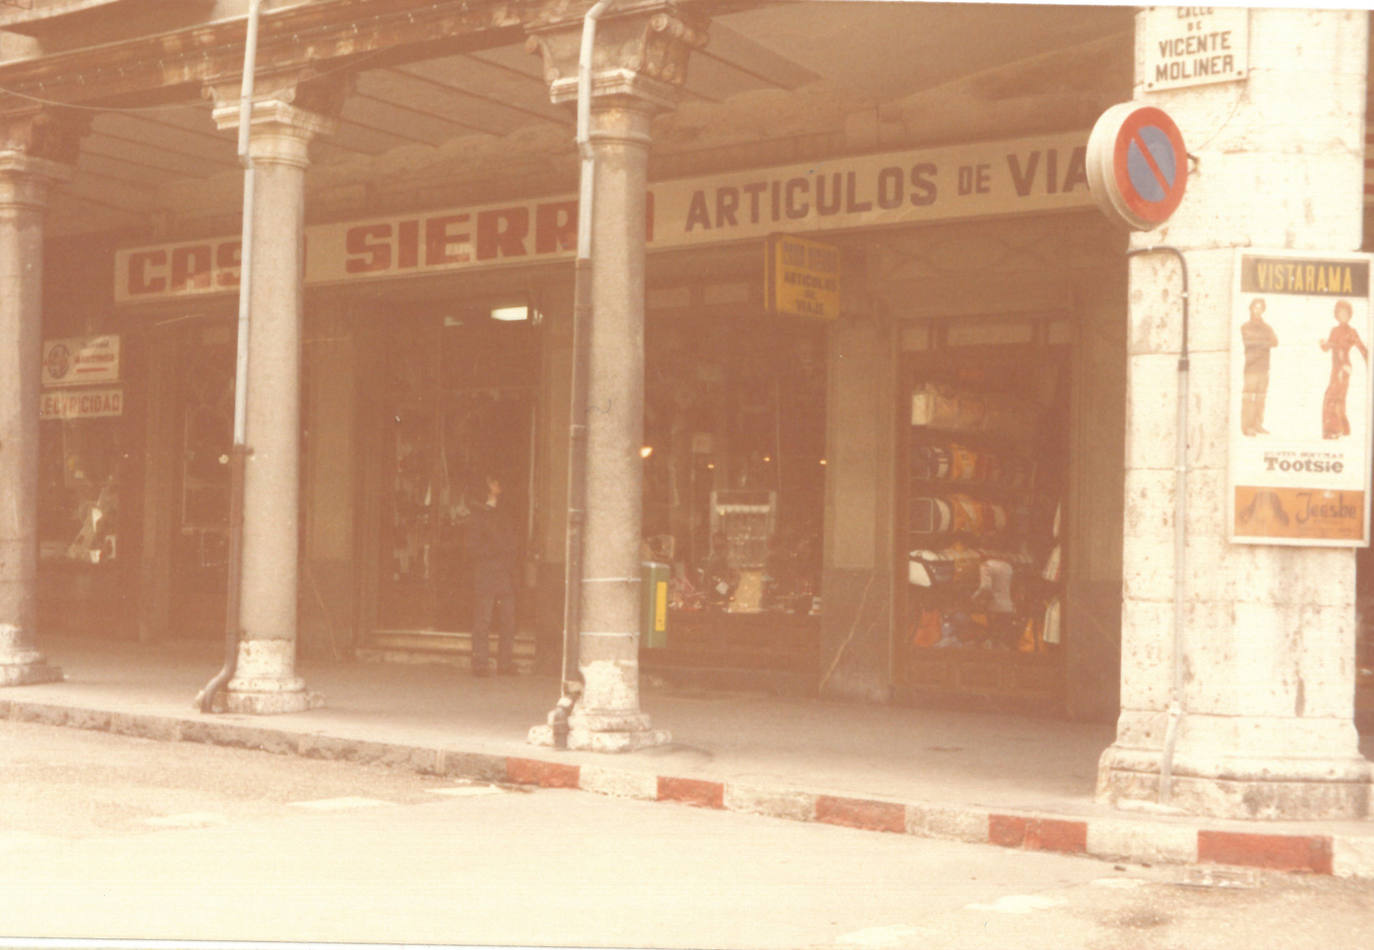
1099, 8, 1372, 820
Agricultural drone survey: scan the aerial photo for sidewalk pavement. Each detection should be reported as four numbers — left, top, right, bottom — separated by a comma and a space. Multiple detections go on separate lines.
5, 634, 1374, 880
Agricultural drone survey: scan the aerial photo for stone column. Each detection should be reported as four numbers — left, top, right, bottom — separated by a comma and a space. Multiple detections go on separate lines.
0, 110, 85, 687
527, 6, 705, 751
211, 82, 339, 714
1098, 9, 1371, 818
819, 313, 896, 703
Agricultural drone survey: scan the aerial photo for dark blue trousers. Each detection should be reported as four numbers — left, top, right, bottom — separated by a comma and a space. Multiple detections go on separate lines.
471, 585, 515, 671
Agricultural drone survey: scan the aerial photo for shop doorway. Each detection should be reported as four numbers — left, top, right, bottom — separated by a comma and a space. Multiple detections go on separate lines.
365, 308, 539, 648
162, 322, 236, 640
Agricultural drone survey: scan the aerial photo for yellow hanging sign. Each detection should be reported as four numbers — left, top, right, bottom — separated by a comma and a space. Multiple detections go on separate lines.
764, 233, 840, 321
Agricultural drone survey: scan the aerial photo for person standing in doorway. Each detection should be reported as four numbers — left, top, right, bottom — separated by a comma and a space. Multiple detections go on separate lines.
1320, 299, 1368, 439
1240, 297, 1279, 436
467, 472, 518, 676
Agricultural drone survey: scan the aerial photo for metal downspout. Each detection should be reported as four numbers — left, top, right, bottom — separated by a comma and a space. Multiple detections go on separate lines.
546, 0, 616, 747
196, 0, 260, 713
1125, 245, 1190, 805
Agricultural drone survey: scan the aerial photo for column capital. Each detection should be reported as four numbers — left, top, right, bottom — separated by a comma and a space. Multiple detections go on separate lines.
525, 2, 707, 111
0, 108, 87, 195
0, 151, 73, 200
206, 75, 348, 168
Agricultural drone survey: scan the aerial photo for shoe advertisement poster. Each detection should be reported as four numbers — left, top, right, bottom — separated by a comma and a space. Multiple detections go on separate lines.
1229, 249, 1373, 546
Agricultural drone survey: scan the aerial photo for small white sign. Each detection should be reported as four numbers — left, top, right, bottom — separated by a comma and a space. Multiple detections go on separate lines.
41, 334, 120, 387
1143, 7, 1249, 92
39, 387, 124, 420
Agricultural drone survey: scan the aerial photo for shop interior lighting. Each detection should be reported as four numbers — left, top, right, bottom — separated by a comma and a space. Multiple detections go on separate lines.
490, 304, 531, 322
640, 445, 654, 459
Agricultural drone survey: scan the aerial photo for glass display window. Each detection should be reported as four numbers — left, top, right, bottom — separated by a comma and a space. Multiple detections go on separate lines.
38, 416, 126, 567
899, 329, 1070, 709
643, 311, 826, 624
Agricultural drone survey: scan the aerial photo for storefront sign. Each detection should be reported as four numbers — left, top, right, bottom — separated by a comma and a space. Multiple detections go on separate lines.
40, 335, 120, 387
113, 131, 1094, 303
764, 234, 839, 320
1142, 7, 1248, 92
1229, 249, 1373, 546
39, 387, 124, 420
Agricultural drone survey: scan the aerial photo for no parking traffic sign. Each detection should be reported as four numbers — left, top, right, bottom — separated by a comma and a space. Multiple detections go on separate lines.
1086, 102, 1188, 230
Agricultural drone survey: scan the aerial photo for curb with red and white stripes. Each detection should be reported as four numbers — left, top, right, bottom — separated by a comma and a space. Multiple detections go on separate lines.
3, 697, 1371, 879
506, 756, 1365, 878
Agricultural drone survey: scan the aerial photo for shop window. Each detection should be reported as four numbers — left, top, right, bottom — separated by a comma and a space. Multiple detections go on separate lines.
38, 418, 125, 568
642, 311, 825, 662
900, 332, 1069, 709
36, 336, 135, 637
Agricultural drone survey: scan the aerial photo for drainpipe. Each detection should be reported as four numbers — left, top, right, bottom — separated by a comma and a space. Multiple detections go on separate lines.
196, 0, 261, 713
547, 0, 616, 747
1125, 245, 1189, 806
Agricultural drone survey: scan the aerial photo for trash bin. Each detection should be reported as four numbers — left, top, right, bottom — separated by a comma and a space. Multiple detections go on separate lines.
641, 561, 669, 648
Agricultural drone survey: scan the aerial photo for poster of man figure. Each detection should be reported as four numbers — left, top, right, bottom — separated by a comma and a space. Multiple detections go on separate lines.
1229, 249, 1373, 546
1240, 297, 1279, 436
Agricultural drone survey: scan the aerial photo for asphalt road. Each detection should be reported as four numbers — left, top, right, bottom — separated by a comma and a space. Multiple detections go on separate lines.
0, 719, 1371, 949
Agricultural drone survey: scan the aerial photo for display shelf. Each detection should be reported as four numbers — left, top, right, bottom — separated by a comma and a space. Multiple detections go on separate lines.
899, 343, 1069, 710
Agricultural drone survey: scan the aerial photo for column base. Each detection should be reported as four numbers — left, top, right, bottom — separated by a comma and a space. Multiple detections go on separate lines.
222, 637, 319, 714
566, 725, 672, 753
1098, 744, 1373, 820
0, 653, 62, 687
0, 627, 63, 686
544, 705, 670, 752
224, 675, 321, 715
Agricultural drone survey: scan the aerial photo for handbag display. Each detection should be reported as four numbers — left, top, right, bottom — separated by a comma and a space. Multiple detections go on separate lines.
910, 496, 953, 535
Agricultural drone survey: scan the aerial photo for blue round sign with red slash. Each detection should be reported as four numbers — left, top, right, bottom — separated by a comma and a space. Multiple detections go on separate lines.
1086, 102, 1189, 231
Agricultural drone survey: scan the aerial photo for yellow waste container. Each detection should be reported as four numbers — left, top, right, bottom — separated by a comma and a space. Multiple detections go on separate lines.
641, 561, 669, 648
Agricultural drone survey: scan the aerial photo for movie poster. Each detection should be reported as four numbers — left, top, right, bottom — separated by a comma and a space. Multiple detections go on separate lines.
1229, 249, 1373, 546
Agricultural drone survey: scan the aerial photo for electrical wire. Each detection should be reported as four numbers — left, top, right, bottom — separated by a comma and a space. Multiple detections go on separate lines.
0, 83, 204, 114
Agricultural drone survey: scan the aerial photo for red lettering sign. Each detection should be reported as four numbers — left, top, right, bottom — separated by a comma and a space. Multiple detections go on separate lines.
345, 224, 392, 273
170, 245, 212, 291
128, 249, 167, 295
476, 207, 529, 260
425, 214, 471, 265
216, 241, 242, 287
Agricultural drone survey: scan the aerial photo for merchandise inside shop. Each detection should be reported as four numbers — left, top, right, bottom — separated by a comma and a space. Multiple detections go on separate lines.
37, 398, 133, 635
36, 332, 141, 639
898, 321, 1070, 711
640, 309, 827, 673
